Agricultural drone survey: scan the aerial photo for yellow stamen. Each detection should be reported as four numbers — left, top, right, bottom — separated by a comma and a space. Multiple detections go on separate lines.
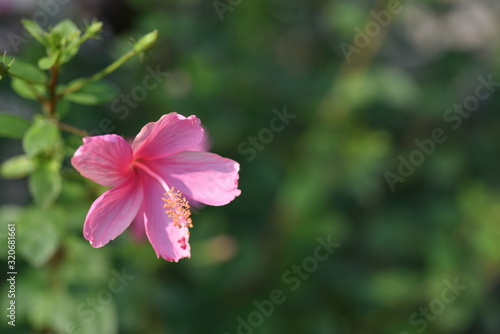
162, 187, 193, 229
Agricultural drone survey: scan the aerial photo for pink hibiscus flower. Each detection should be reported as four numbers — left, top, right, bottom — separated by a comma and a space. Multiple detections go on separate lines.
71, 113, 241, 262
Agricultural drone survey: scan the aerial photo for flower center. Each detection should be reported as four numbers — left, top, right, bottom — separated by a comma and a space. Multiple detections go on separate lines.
133, 160, 193, 229
162, 187, 193, 229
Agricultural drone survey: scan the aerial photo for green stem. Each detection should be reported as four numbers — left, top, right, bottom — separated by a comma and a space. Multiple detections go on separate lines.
48, 65, 59, 118
60, 49, 138, 95
75, 33, 92, 48
57, 121, 90, 137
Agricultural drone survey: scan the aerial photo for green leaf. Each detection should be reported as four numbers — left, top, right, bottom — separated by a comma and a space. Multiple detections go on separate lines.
0, 205, 22, 237
60, 42, 80, 64
0, 113, 31, 138
23, 119, 61, 156
47, 20, 81, 63
21, 19, 48, 46
5, 57, 47, 84
78, 298, 118, 334
28, 163, 62, 208
1, 155, 36, 179
11, 78, 46, 100
26, 276, 118, 334
12, 268, 50, 326
18, 207, 61, 267
56, 98, 71, 119
53, 19, 80, 37
65, 81, 118, 105
28, 287, 55, 329
38, 53, 59, 70
60, 236, 112, 286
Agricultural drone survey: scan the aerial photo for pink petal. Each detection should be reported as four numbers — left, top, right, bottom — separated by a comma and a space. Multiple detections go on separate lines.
72, 135, 133, 187
132, 113, 204, 160
130, 205, 147, 241
149, 151, 241, 206
141, 173, 191, 262
83, 175, 143, 248
191, 127, 211, 152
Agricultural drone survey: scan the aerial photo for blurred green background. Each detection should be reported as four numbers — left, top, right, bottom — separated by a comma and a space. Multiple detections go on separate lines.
1, 0, 500, 333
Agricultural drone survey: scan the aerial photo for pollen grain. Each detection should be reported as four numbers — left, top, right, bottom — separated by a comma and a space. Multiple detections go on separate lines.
162, 188, 193, 229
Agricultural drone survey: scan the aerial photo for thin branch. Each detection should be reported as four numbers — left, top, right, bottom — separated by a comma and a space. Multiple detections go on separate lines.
60, 49, 138, 95
57, 122, 90, 137
48, 66, 59, 117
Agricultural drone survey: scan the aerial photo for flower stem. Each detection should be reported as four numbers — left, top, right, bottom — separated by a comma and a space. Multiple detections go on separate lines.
47, 65, 59, 118
60, 49, 138, 95
57, 122, 90, 137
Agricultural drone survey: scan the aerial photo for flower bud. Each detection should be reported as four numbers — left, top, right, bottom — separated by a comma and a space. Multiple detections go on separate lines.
133, 30, 159, 53
86, 21, 103, 38
0, 56, 13, 80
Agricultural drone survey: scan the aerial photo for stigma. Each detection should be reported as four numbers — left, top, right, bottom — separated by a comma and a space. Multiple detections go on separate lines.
162, 187, 193, 229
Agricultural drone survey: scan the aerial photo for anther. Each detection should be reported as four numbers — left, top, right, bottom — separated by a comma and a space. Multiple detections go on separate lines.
162, 187, 193, 229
